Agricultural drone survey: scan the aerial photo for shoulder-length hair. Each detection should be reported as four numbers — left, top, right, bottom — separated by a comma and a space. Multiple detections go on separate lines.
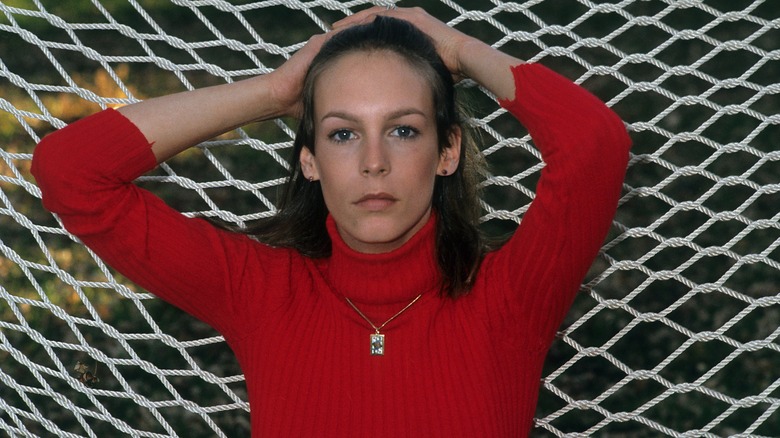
236, 16, 489, 298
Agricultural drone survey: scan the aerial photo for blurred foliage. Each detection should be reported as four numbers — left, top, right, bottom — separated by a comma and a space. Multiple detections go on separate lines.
1, 0, 777, 436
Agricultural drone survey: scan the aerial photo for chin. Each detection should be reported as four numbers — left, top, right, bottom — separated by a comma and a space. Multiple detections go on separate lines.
346, 224, 414, 253
336, 209, 431, 253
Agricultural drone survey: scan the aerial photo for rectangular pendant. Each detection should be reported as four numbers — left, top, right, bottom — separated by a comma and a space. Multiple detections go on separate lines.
370, 333, 385, 356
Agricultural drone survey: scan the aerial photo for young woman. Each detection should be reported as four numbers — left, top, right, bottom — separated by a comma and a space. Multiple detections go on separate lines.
32, 6, 631, 436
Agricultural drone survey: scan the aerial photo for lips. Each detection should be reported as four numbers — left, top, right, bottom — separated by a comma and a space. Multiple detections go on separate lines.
354, 192, 397, 211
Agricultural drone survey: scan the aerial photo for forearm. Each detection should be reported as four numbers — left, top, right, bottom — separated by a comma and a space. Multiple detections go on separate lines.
457, 38, 523, 101
118, 73, 285, 163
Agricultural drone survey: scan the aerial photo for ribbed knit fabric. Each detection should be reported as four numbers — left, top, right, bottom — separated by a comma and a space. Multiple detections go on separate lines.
32, 63, 631, 437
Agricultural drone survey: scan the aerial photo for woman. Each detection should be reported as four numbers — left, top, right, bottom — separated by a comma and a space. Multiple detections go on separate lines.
32, 6, 631, 436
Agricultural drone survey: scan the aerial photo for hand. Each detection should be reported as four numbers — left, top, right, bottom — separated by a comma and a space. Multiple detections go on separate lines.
332, 6, 474, 81
267, 32, 330, 119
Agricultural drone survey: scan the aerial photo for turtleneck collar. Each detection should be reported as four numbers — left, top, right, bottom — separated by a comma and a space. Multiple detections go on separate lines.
321, 212, 441, 305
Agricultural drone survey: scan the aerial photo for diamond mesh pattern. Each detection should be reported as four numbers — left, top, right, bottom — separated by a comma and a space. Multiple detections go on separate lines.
0, 1, 777, 436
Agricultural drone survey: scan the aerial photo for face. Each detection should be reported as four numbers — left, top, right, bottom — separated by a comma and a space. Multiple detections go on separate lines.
300, 50, 461, 254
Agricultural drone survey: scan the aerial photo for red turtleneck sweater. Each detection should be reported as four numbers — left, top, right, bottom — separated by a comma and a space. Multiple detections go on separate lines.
32, 63, 631, 436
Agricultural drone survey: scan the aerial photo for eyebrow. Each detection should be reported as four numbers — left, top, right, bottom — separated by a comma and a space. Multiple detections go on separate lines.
320, 108, 428, 123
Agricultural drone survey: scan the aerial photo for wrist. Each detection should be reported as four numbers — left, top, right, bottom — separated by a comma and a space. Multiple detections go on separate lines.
455, 37, 490, 80
237, 74, 288, 122
457, 39, 522, 101
264, 70, 302, 120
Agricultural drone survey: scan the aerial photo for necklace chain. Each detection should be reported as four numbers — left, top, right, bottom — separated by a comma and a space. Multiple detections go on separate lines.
344, 293, 424, 356
344, 294, 423, 334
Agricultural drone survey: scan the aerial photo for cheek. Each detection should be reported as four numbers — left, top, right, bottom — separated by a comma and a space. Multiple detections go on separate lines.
316, 153, 347, 179
313, 158, 349, 206
403, 157, 440, 202
416, 149, 444, 179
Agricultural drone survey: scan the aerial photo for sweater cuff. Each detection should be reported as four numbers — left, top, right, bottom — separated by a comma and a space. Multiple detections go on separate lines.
77, 108, 158, 181
32, 108, 159, 217
497, 63, 583, 114
496, 63, 625, 151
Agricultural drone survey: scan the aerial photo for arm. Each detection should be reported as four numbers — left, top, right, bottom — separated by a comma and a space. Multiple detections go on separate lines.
31, 33, 329, 339
119, 75, 281, 163
491, 64, 631, 347
119, 33, 328, 162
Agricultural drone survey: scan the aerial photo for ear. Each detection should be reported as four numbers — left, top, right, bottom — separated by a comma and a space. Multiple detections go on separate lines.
299, 146, 320, 181
437, 126, 462, 176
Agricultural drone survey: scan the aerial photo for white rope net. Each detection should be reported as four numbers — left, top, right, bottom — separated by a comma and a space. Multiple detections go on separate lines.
0, 0, 777, 436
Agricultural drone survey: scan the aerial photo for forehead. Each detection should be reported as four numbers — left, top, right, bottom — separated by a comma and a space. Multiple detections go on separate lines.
313, 50, 435, 118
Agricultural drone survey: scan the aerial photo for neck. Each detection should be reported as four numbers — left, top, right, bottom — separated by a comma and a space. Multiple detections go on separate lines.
321, 213, 440, 306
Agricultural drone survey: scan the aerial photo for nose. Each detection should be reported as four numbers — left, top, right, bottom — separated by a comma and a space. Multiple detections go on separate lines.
360, 135, 390, 176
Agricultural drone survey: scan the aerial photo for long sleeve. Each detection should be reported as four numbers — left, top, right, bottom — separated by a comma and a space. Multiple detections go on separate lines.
31, 109, 293, 341
482, 63, 632, 349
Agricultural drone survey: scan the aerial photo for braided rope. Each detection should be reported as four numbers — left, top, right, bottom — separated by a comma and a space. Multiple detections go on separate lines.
1, 1, 777, 436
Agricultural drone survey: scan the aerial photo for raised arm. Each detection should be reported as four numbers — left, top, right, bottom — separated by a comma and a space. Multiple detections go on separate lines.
119, 33, 328, 162
31, 32, 331, 340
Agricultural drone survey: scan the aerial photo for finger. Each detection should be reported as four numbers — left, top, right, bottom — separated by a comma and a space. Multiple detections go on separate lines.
332, 6, 387, 29
331, 14, 372, 30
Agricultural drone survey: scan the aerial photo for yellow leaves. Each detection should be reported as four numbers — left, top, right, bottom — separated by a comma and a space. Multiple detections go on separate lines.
0, 64, 141, 137
51, 247, 74, 271
0, 257, 18, 278
39, 64, 142, 121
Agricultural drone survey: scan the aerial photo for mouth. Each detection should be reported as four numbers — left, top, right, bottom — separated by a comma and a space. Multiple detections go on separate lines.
354, 192, 397, 211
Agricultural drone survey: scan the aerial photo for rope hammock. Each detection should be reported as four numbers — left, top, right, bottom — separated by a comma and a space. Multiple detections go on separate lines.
1, 0, 778, 436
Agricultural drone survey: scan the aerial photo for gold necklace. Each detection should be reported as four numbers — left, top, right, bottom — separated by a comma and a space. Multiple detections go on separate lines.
344, 293, 423, 356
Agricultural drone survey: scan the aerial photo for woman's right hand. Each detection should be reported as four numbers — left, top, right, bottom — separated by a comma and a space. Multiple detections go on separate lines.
266, 33, 329, 120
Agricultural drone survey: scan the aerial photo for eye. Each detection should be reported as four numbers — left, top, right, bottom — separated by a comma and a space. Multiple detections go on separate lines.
391, 125, 419, 139
328, 129, 356, 143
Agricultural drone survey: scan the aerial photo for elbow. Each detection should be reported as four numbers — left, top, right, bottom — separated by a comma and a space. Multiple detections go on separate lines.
32, 109, 156, 230
583, 104, 632, 177
565, 107, 632, 207
32, 125, 102, 216
32, 130, 72, 214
